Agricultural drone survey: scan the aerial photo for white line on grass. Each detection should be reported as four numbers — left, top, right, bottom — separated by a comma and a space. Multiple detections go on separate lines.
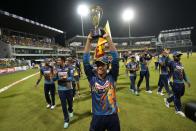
0, 72, 39, 93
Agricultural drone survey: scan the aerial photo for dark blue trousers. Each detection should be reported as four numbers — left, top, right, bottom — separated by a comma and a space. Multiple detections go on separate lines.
90, 114, 120, 131
44, 83, 55, 106
72, 81, 76, 97
155, 62, 159, 70
58, 90, 73, 122
167, 82, 185, 111
130, 75, 137, 91
137, 71, 150, 91
157, 74, 172, 95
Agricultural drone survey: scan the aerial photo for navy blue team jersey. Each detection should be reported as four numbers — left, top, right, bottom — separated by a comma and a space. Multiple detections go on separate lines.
53, 65, 74, 90
158, 56, 170, 75
169, 61, 189, 83
40, 66, 54, 84
126, 61, 138, 76
83, 51, 119, 115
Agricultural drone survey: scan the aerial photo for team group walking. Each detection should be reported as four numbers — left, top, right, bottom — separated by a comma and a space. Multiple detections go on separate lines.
35, 32, 191, 130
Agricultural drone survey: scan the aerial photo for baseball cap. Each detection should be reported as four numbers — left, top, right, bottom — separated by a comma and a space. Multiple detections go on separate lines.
95, 56, 109, 65
173, 51, 183, 57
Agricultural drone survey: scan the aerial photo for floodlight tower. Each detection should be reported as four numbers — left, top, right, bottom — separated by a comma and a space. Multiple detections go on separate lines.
77, 4, 89, 36
122, 9, 135, 37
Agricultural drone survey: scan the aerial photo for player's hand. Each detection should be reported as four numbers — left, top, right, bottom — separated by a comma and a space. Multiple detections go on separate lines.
87, 33, 93, 41
187, 82, 191, 88
103, 33, 111, 41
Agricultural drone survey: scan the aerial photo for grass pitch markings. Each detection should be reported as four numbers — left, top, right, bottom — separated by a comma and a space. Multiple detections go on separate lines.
0, 72, 39, 93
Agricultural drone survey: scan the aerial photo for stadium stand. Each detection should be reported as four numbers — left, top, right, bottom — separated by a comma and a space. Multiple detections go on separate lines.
0, 10, 71, 59
157, 27, 194, 51
66, 35, 157, 59
0, 10, 194, 60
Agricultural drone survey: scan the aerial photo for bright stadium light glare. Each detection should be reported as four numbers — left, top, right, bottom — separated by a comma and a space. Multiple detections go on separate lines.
122, 9, 135, 22
77, 4, 89, 17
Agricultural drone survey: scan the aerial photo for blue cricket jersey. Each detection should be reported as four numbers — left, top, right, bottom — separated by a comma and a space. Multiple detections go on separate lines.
83, 51, 119, 115
53, 65, 74, 91
40, 66, 54, 84
158, 56, 170, 75
139, 54, 152, 71
126, 61, 139, 76
169, 61, 189, 83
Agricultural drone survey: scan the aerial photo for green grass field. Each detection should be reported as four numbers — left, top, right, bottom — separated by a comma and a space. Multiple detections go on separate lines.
0, 69, 38, 89
0, 54, 196, 131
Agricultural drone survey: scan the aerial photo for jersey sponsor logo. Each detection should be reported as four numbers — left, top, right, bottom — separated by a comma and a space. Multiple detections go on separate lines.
43, 69, 52, 80
176, 65, 184, 70
58, 72, 68, 79
131, 64, 136, 69
95, 80, 110, 90
174, 64, 184, 80
43, 70, 50, 75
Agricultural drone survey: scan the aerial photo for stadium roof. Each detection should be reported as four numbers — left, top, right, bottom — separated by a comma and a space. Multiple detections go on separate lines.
160, 27, 194, 33
0, 10, 64, 37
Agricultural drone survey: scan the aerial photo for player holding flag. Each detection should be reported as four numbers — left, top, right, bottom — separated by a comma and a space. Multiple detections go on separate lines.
83, 21, 120, 131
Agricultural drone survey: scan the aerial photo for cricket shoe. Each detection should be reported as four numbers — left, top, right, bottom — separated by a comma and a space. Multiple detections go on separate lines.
69, 112, 74, 118
46, 104, 51, 109
50, 105, 56, 110
176, 111, 186, 117
135, 91, 139, 96
157, 92, 164, 96
164, 98, 170, 108
64, 122, 69, 128
129, 89, 134, 93
146, 90, 152, 94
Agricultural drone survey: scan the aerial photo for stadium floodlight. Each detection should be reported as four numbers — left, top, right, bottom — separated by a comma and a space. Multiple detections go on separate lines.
77, 4, 89, 17
77, 4, 89, 36
122, 9, 134, 22
122, 9, 135, 37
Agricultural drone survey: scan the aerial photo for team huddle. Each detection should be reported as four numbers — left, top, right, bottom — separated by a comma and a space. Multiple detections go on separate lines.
35, 32, 191, 131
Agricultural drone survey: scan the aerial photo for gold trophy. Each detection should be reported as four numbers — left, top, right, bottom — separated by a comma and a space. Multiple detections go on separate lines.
90, 5, 105, 38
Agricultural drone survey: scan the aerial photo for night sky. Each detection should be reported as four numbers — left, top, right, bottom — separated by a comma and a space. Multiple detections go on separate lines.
0, 0, 195, 43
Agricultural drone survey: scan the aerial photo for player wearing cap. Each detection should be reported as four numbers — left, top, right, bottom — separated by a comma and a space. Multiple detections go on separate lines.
164, 51, 191, 117
157, 50, 172, 96
53, 57, 74, 128
35, 59, 56, 109
126, 54, 139, 95
83, 33, 120, 131
137, 51, 153, 93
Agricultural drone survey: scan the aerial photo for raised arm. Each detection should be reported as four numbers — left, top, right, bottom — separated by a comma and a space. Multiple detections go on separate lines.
84, 33, 93, 53
105, 34, 119, 81
83, 33, 94, 82
105, 34, 116, 51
